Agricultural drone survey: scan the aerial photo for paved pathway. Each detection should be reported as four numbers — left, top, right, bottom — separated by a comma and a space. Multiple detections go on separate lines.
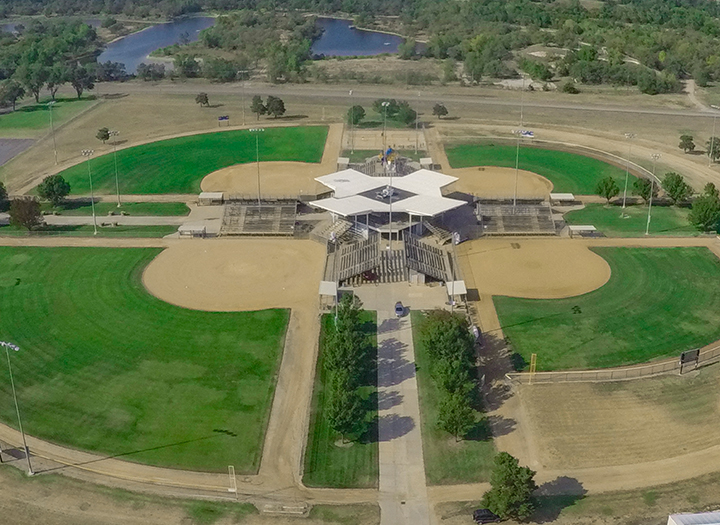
377, 310, 432, 525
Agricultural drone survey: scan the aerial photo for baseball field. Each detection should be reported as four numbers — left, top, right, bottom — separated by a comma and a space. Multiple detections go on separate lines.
53, 126, 329, 195
0, 246, 289, 472
494, 247, 720, 370
445, 144, 631, 194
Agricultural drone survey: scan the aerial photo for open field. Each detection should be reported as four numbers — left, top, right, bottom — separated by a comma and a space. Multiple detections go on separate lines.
494, 247, 720, 370
445, 144, 633, 194
0, 246, 289, 472
39, 201, 190, 216
520, 363, 720, 470
0, 224, 178, 237
0, 97, 97, 138
303, 313, 379, 489
565, 203, 698, 236
54, 126, 328, 195
411, 311, 496, 485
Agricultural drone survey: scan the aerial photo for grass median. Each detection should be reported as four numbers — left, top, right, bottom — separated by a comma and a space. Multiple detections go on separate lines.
303, 312, 379, 488
40, 201, 191, 216
495, 247, 720, 370
0, 247, 289, 472
0, 224, 178, 238
565, 203, 697, 236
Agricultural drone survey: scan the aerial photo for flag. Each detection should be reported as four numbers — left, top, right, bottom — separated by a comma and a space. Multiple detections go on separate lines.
218, 115, 230, 121
519, 130, 534, 138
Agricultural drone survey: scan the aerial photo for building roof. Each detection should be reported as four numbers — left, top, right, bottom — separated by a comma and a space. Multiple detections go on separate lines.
668, 512, 720, 525
311, 168, 464, 218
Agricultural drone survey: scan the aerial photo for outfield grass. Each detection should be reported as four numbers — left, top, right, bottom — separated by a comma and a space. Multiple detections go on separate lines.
54, 126, 329, 195
565, 203, 697, 236
0, 97, 96, 136
494, 247, 720, 371
40, 201, 190, 216
0, 224, 178, 238
445, 143, 631, 194
303, 313, 379, 488
411, 311, 496, 485
0, 247, 289, 472
342, 149, 426, 163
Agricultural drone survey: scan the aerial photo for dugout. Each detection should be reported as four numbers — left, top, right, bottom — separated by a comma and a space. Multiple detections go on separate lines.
179, 222, 207, 238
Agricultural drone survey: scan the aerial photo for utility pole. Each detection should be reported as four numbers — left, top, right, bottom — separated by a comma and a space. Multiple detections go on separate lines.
81, 150, 98, 235
646, 153, 661, 235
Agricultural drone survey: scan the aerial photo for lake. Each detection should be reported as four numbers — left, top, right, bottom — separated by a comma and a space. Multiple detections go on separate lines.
311, 17, 403, 57
97, 16, 215, 74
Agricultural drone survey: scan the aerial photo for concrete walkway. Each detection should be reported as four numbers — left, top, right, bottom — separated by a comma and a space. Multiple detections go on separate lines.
377, 310, 432, 525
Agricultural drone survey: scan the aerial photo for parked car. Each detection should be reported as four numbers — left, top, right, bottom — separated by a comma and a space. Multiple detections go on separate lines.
473, 508, 501, 524
394, 301, 404, 317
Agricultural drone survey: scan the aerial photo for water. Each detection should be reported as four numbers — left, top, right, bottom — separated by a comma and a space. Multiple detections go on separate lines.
97, 16, 215, 73
311, 17, 403, 57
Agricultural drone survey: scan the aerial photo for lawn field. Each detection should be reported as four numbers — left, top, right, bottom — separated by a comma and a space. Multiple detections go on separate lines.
40, 202, 190, 216
0, 247, 289, 472
54, 126, 329, 195
303, 313, 379, 488
445, 144, 631, 194
0, 97, 96, 137
411, 311, 496, 485
565, 203, 697, 236
494, 247, 720, 370
0, 225, 178, 238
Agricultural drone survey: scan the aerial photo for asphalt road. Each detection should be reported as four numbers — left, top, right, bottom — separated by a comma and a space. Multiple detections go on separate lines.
0, 139, 34, 166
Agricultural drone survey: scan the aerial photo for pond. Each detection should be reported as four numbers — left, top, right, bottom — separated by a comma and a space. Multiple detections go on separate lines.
97, 16, 215, 74
311, 17, 403, 57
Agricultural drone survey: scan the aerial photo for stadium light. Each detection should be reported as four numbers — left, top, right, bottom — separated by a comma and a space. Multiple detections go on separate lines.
621, 132, 636, 212
109, 130, 121, 207
81, 150, 98, 235
249, 129, 265, 212
710, 113, 718, 167
646, 153, 661, 236
47, 101, 58, 165
381, 101, 392, 247
0, 341, 33, 476
349, 90, 354, 154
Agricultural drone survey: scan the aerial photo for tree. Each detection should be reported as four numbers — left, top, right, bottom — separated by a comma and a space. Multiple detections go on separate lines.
704, 182, 719, 200
433, 103, 449, 119
0, 181, 8, 212
250, 95, 266, 120
9, 197, 43, 231
347, 105, 365, 126
595, 176, 619, 203
46, 64, 68, 101
0, 80, 25, 111
437, 392, 475, 441
632, 178, 657, 204
372, 99, 400, 118
96, 127, 110, 144
37, 174, 71, 207
482, 452, 537, 520
396, 101, 417, 125
679, 134, 695, 153
67, 64, 95, 99
195, 92, 209, 107
14, 61, 48, 103
662, 172, 693, 205
398, 39, 416, 60
562, 80, 580, 94
266, 95, 286, 118
689, 194, 720, 232
136, 63, 165, 81
706, 137, 720, 163
326, 370, 365, 442
174, 54, 201, 78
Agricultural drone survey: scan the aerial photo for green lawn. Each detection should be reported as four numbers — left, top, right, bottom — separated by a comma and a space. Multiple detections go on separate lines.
40, 201, 190, 216
342, 149, 426, 163
54, 126, 329, 195
445, 143, 631, 194
494, 247, 720, 371
411, 311, 496, 485
0, 225, 178, 238
0, 247, 289, 472
565, 203, 697, 236
0, 97, 96, 137
303, 313, 379, 488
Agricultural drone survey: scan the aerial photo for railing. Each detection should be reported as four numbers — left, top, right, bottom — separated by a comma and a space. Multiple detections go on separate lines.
507, 343, 720, 384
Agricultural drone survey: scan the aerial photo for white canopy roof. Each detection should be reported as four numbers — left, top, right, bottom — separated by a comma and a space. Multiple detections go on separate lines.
318, 281, 338, 297
445, 280, 467, 296
311, 168, 464, 218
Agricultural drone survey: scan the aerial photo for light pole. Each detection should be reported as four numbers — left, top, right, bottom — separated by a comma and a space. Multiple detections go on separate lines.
0, 341, 33, 476
249, 129, 264, 212
622, 132, 636, 212
710, 114, 717, 167
415, 91, 420, 154
513, 129, 522, 210
47, 101, 57, 165
109, 130, 121, 207
646, 153, 661, 236
81, 150, 98, 235
349, 90, 354, 154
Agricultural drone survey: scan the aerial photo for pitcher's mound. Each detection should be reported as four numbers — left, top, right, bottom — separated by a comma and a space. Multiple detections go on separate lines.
201, 162, 328, 197
450, 166, 553, 199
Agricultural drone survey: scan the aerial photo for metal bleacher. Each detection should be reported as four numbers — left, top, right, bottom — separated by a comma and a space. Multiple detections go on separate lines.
220, 201, 297, 236
476, 201, 556, 236
403, 233, 452, 282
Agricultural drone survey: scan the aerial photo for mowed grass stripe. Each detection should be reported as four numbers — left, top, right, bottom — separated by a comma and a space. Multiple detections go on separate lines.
303, 313, 379, 488
411, 311, 495, 485
0, 247, 288, 472
445, 144, 631, 194
55, 126, 329, 195
494, 247, 720, 371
